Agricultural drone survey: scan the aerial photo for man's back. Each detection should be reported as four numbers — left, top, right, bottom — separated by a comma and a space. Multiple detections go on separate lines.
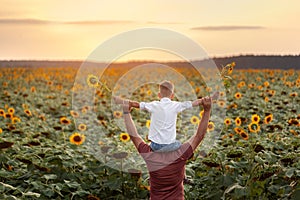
138, 142, 193, 200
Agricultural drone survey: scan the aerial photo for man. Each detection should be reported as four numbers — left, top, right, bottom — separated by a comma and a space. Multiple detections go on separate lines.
122, 96, 212, 200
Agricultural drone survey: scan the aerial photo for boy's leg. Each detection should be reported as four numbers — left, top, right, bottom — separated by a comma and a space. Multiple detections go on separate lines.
150, 141, 166, 151
155, 140, 181, 152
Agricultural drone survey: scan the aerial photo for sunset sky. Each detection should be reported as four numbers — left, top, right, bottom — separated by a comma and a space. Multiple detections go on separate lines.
1, 0, 299, 61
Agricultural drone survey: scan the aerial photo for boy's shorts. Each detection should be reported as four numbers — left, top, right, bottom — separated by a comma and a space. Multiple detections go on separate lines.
150, 140, 181, 152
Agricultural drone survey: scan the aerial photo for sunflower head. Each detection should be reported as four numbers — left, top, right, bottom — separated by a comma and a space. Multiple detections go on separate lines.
120, 133, 130, 142
235, 117, 242, 126
224, 118, 231, 126
240, 130, 249, 140
264, 114, 273, 124
8, 108, 15, 114
248, 122, 261, 133
190, 116, 200, 125
24, 109, 32, 117
146, 120, 151, 128
87, 74, 99, 88
207, 122, 215, 131
60, 117, 71, 125
69, 133, 85, 145
251, 114, 260, 123
70, 110, 79, 118
234, 92, 242, 99
0, 109, 5, 116
113, 111, 123, 119
78, 123, 87, 131
12, 117, 21, 124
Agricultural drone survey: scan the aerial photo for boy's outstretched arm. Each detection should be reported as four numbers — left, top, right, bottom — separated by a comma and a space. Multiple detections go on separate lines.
122, 103, 144, 150
188, 96, 212, 151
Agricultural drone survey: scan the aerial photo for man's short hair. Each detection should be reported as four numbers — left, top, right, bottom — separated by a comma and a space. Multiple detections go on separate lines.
159, 80, 174, 97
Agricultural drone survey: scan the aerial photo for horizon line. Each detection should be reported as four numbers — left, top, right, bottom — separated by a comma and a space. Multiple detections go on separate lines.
1, 53, 300, 64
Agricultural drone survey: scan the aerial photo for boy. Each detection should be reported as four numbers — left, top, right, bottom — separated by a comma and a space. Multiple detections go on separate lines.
114, 80, 206, 152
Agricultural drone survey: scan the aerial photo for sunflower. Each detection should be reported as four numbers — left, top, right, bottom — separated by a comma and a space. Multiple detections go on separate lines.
199, 110, 204, 118
237, 81, 246, 88
78, 123, 87, 131
12, 117, 21, 124
113, 111, 122, 119
87, 74, 99, 88
120, 132, 130, 142
190, 116, 200, 125
5, 113, 13, 119
146, 120, 151, 128
69, 133, 85, 145
248, 122, 261, 133
227, 66, 233, 74
248, 83, 256, 88
0, 128, 2, 134
24, 109, 32, 117
70, 110, 79, 118
235, 117, 242, 126
264, 97, 269, 102
290, 92, 298, 97
60, 117, 71, 125
8, 108, 15, 114
263, 81, 270, 87
240, 130, 249, 140
264, 114, 273, 124
234, 127, 243, 134
217, 100, 225, 107
224, 118, 231, 126
207, 122, 215, 132
147, 90, 152, 96
30, 86, 36, 92
0, 109, 5, 117
251, 114, 260, 123
234, 92, 242, 99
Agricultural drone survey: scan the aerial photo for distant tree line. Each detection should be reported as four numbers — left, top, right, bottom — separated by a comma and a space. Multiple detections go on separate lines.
0, 55, 299, 69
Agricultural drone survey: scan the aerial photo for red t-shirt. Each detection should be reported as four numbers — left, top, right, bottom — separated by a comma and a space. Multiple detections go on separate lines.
138, 142, 193, 200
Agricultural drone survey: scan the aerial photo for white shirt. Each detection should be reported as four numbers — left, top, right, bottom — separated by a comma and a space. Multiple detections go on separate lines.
140, 98, 192, 144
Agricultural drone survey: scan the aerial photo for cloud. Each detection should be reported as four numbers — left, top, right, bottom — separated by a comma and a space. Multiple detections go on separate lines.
65, 20, 134, 25
190, 25, 265, 31
0, 18, 135, 25
0, 18, 52, 24
146, 21, 183, 25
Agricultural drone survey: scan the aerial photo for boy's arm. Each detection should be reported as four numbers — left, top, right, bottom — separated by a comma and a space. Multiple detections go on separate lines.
191, 91, 219, 107
113, 96, 140, 109
187, 96, 212, 151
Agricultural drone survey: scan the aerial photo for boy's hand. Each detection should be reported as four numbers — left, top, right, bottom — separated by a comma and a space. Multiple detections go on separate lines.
113, 96, 127, 104
197, 91, 219, 106
202, 96, 212, 111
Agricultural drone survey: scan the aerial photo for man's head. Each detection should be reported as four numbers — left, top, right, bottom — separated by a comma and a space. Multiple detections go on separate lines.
158, 80, 174, 99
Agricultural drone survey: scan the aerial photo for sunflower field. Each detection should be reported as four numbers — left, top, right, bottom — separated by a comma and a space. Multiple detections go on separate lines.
0, 63, 299, 200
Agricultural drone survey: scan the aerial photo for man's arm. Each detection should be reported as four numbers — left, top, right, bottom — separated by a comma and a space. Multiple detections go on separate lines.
122, 104, 144, 150
187, 96, 212, 151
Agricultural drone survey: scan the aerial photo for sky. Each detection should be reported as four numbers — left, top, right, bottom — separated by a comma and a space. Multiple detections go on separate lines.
0, 0, 299, 62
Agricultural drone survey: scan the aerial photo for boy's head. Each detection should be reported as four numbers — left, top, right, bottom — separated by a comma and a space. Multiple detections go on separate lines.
158, 80, 174, 99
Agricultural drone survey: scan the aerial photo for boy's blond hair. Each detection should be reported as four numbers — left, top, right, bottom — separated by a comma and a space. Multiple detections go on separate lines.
159, 80, 174, 98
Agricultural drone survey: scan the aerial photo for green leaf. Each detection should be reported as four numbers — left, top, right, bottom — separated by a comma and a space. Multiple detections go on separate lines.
286, 168, 295, 178
22, 191, 40, 198
43, 174, 57, 180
